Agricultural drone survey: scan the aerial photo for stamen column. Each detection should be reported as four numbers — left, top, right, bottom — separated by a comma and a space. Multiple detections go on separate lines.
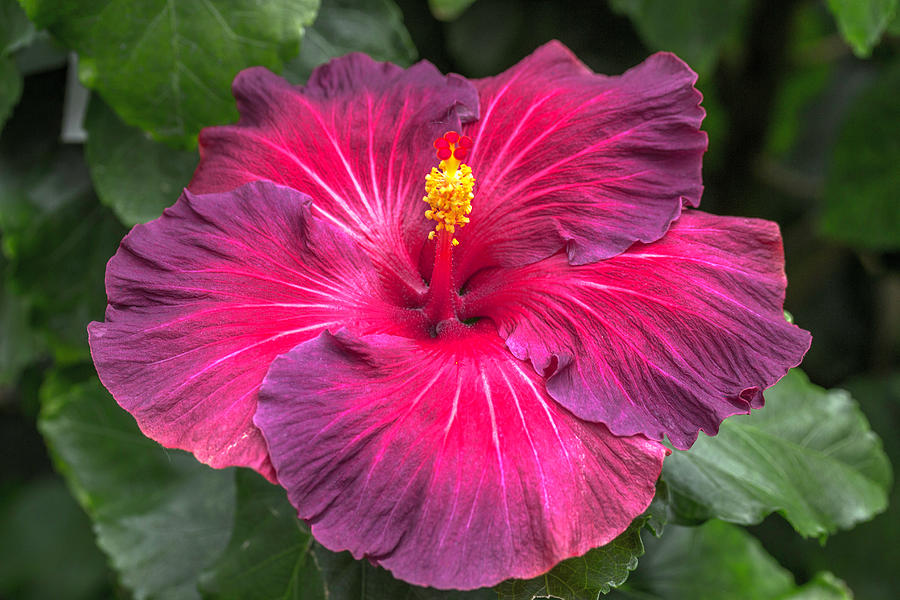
421, 131, 475, 330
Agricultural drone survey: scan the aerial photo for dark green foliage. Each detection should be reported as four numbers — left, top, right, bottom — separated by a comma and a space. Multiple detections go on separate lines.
39, 374, 236, 600
0, 141, 125, 361
663, 370, 892, 537
0, 477, 110, 600
85, 97, 196, 225
821, 61, 900, 250
0, 0, 32, 130
285, 0, 417, 83
313, 547, 497, 600
0, 0, 898, 598
826, 0, 898, 57
427, 0, 477, 21
609, 521, 851, 600
199, 470, 325, 600
0, 57, 22, 131
610, 0, 751, 75
496, 521, 646, 600
19, 0, 321, 146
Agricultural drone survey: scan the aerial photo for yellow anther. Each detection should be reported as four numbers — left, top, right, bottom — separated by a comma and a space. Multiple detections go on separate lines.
423, 159, 475, 246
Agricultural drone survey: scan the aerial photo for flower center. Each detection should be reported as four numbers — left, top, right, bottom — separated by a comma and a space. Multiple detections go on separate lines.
420, 131, 475, 333
423, 131, 475, 247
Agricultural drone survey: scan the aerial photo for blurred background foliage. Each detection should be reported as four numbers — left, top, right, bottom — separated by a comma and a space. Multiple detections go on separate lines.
1, 0, 898, 598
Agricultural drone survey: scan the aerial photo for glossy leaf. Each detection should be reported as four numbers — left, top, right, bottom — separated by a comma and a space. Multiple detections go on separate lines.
1, 0, 35, 55
788, 373, 900, 600
821, 61, 900, 250
199, 469, 325, 600
200, 467, 494, 600
610, 521, 794, 600
780, 573, 852, 600
495, 519, 646, 600
38, 373, 236, 600
663, 370, 892, 537
609, 0, 751, 74
428, 0, 477, 21
283, 0, 416, 83
826, 0, 898, 57
0, 147, 125, 361
85, 97, 196, 225
312, 547, 496, 600
19, 0, 320, 146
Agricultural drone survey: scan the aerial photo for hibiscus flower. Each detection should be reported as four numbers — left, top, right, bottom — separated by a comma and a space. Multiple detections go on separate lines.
88, 41, 811, 590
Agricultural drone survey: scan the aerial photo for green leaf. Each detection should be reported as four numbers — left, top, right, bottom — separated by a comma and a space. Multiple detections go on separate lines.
19, 0, 320, 146
38, 373, 236, 600
284, 0, 416, 84
641, 480, 670, 537
86, 96, 196, 225
201, 467, 491, 600
890, 6, 900, 34
781, 373, 900, 600
0, 477, 111, 600
609, 0, 751, 75
764, 4, 833, 157
826, 0, 898, 57
778, 572, 852, 600
427, 0, 477, 21
199, 469, 325, 600
312, 546, 495, 600
496, 519, 646, 600
820, 61, 900, 250
0, 56, 22, 132
0, 278, 44, 386
663, 370, 892, 537
610, 521, 795, 600
0, 147, 125, 361
1, 0, 35, 55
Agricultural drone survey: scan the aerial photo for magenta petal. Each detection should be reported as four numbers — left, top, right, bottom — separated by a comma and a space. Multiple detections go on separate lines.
455, 41, 706, 277
255, 326, 666, 590
463, 211, 812, 450
192, 55, 479, 296
89, 181, 401, 480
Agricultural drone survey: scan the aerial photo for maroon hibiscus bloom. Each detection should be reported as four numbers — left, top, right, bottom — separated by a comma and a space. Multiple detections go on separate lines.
88, 42, 810, 589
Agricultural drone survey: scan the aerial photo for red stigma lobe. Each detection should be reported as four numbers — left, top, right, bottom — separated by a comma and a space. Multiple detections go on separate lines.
434, 131, 472, 162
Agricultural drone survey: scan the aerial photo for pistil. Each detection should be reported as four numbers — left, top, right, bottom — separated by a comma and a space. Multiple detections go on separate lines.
423, 229, 458, 327
421, 131, 475, 331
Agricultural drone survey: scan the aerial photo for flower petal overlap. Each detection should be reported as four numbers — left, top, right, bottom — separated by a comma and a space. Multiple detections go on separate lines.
255, 325, 666, 589
89, 181, 407, 480
191, 55, 479, 300
453, 42, 707, 278
461, 211, 812, 449
89, 40, 811, 590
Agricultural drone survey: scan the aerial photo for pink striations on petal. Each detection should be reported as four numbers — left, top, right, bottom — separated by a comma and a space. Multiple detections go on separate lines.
89, 181, 410, 480
461, 211, 812, 450
191, 55, 479, 302
453, 41, 707, 279
255, 324, 666, 590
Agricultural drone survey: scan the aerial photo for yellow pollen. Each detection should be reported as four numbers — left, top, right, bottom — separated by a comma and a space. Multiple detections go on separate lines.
423, 134, 475, 246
